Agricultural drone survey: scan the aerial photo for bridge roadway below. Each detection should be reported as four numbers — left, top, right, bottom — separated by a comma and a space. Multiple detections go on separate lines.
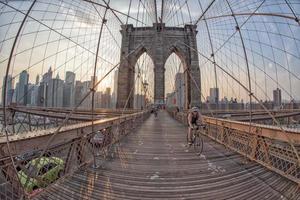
35, 111, 299, 200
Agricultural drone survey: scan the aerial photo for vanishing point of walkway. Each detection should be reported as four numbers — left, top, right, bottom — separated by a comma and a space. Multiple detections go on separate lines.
36, 111, 299, 200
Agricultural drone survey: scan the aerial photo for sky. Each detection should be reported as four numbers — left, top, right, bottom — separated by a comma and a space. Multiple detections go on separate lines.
0, 0, 299, 104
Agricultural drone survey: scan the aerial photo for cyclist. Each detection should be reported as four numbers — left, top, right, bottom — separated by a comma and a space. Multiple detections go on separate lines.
187, 106, 203, 146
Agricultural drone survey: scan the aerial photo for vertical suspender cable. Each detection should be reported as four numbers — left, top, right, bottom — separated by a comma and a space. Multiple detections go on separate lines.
225, 0, 255, 130
91, 0, 110, 167
126, 0, 133, 24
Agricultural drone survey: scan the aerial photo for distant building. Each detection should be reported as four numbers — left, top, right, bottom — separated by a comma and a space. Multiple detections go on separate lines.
166, 92, 176, 107
209, 88, 219, 104
63, 71, 75, 107
38, 82, 47, 106
2, 75, 14, 105
42, 67, 53, 83
38, 67, 53, 107
220, 96, 229, 104
175, 73, 185, 110
101, 87, 111, 108
273, 88, 282, 107
47, 74, 64, 107
13, 83, 19, 103
81, 80, 92, 108
134, 94, 145, 109
30, 85, 39, 106
111, 70, 118, 108
17, 70, 29, 105
95, 91, 102, 108
26, 83, 35, 105
75, 81, 84, 106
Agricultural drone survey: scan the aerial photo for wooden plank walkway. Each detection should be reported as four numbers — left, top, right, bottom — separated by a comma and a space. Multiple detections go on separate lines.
35, 111, 300, 200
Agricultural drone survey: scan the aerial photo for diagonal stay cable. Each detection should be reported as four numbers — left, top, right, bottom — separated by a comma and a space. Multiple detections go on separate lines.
2, 0, 38, 196
176, 39, 300, 166
8, 44, 144, 179
89, 0, 112, 167
82, 0, 146, 26
193, 0, 216, 26
0, 1, 116, 67
284, 0, 300, 26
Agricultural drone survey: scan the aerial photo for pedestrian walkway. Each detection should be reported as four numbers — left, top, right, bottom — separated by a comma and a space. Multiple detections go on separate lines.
35, 111, 299, 199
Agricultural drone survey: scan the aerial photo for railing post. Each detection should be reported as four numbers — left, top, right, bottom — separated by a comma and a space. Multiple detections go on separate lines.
261, 138, 271, 166
28, 113, 32, 132
75, 128, 86, 165
63, 141, 76, 174
0, 159, 23, 198
43, 116, 46, 129
250, 137, 258, 159
220, 123, 225, 143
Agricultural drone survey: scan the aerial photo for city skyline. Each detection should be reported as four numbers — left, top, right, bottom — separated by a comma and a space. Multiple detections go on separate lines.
165, 72, 298, 109
2, 69, 299, 109
0, 1, 299, 199
1, 68, 116, 109
1, 1, 300, 105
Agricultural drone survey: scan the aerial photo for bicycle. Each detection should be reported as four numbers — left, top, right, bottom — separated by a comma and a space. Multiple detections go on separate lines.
187, 124, 205, 155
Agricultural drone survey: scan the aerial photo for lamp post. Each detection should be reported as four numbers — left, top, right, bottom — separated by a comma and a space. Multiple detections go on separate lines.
142, 81, 149, 108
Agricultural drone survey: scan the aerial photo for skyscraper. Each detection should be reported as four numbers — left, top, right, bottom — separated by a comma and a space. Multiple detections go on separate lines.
38, 67, 53, 107
111, 70, 118, 108
175, 73, 185, 109
273, 88, 282, 107
26, 83, 35, 105
81, 80, 92, 108
47, 74, 64, 107
30, 85, 39, 106
63, 71, 75, 107
38, 82, 47, 106
95, 91, 102, 108
17, 70, 29, 105
2, 75, 14, 106
13, 83, 19, 103
209, 88, 219, 104
101, 87, 111, 108
42, 67, 53, 83
29, 75, 40, 106
75, 81, 84, 107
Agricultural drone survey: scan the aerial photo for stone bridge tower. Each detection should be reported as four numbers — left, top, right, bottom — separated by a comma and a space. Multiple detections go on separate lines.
117, 23, 201, 109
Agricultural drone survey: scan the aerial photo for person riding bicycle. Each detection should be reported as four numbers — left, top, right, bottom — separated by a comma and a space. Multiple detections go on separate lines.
187, 106, 203, 146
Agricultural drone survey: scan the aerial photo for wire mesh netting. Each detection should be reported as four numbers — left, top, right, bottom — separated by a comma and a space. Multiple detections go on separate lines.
0, 0, 299, 199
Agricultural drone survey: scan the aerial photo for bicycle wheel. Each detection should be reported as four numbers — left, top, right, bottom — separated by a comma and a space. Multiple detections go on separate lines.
193, 135, 203, 155
187, 130, 195, 145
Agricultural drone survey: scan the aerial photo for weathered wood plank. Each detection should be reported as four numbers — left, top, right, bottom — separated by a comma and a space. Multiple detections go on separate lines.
35, 111, 300, 200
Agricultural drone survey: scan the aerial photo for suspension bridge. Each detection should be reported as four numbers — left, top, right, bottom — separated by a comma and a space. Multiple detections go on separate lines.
0, 0, 299, 199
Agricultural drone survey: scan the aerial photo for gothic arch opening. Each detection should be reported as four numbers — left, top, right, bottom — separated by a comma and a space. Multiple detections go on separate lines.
133, 52, 154, 109
165, 52, 186, 110
117, 24, 201, 109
